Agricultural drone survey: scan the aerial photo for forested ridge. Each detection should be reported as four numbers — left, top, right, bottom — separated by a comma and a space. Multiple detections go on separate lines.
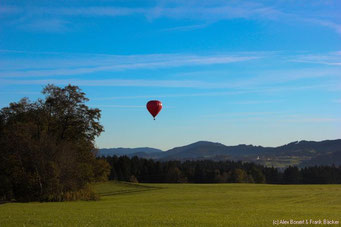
99, 140, 341, 168
103, 155, 341, 184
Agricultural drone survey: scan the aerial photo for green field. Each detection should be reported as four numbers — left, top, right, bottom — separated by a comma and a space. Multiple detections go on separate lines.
1, 182, 340, 226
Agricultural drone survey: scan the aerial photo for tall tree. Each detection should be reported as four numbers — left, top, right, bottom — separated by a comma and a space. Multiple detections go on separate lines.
0, 84, 110, 202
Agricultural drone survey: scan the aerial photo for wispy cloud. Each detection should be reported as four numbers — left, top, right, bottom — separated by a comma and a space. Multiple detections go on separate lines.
0, 50, 339, 95
0, 53, 260, 78
0, 3, 282, 34
274, 112, 341, 123
54, 7, 145, 17
291, 51, 341, 66
0, 91, 40, 95
10, 3, 282, 21
0, 5, 20, 15
0, 78, 234, 88
202, 111, 283, 118
0, 78, 334, 93
303, 18, 341, 35
18, 19, 70, 33
2, 1, 340, 34
161, 23, 209, 32
144, 4, 283, 21
203, 111, 341, 123
230, 100, 282, 105
89, 82, 337, 101
91, 90, 250, 101
89, 104, 144, 108
175, 66, 341, 86
284, 117, 341, 123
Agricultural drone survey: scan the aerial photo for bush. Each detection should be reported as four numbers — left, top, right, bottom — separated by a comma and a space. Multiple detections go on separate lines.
129, 175, 139, 183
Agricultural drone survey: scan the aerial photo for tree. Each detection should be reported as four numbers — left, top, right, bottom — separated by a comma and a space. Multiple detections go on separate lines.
249, 166, 266, 183
166, 167, 187, 183
229, 168, 249, 183
282, 166, 301, 184
263, 167, 282, 184
0, 84, 110, 201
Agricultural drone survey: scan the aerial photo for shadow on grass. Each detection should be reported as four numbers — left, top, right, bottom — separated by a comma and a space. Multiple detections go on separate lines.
0, 182, 165, 203
0, 200, 14, 205
97, 182, 164, 197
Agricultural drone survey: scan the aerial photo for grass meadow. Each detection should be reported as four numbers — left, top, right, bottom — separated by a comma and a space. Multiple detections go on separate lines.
1, 182, 340, 226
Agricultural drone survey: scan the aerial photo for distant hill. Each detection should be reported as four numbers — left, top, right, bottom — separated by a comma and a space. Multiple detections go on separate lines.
98, 147, 163, 158
98, 139, 341, 167
160, 141, 228, 160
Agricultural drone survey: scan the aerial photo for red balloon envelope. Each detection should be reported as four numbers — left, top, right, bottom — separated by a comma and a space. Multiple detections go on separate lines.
146, 100, 162, 120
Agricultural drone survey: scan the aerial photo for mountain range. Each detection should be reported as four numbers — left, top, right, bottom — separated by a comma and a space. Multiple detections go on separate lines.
98, 139, 341, 168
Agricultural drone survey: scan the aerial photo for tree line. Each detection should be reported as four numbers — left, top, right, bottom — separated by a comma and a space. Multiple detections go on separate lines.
103, 155, 341, 184
0, 85, 110, 202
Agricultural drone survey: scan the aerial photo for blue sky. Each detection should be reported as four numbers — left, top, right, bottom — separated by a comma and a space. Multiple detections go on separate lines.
0, 0, 340, 150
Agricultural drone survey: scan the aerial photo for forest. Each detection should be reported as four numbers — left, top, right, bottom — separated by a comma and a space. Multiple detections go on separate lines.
103, 155, 341, 184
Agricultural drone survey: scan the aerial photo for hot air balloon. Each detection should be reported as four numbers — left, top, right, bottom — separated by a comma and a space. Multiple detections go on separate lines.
146, 100, 162, 120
